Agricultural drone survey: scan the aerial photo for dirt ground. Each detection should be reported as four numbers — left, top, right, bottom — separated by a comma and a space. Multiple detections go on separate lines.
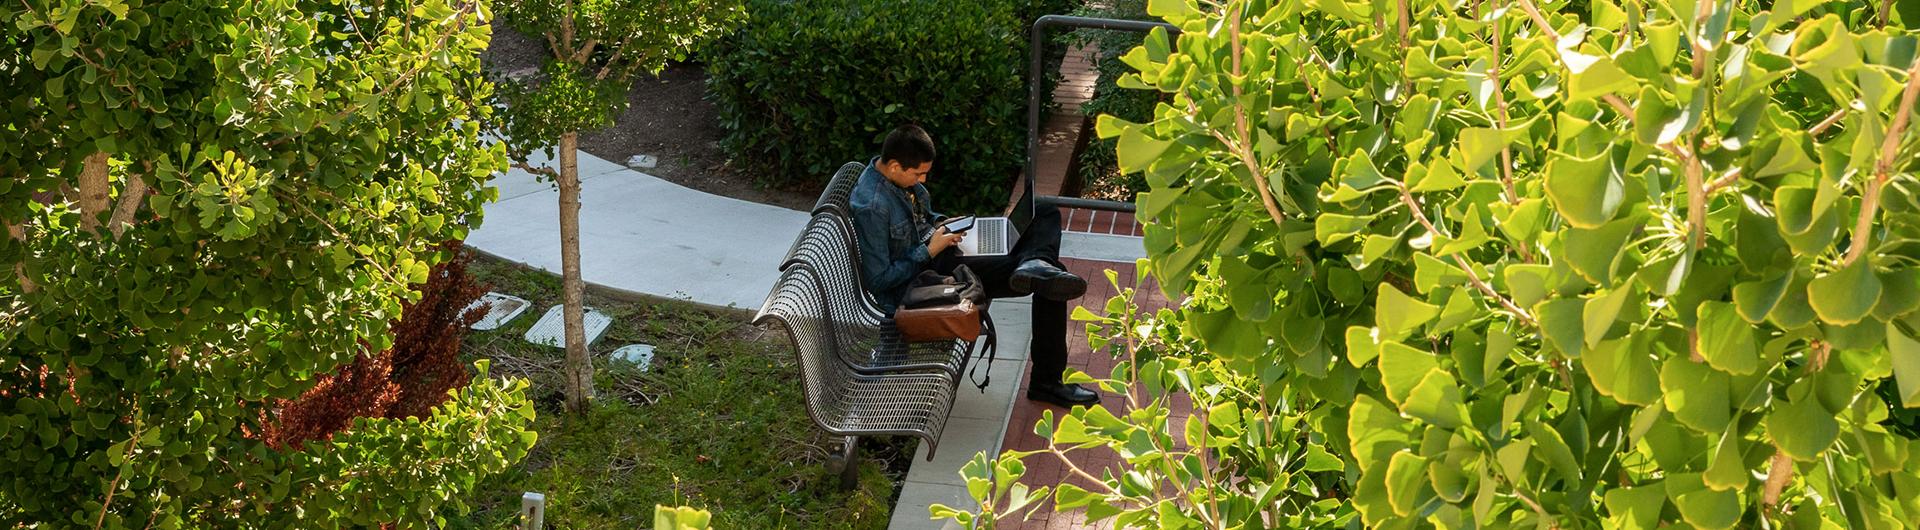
483, 28, 821, 212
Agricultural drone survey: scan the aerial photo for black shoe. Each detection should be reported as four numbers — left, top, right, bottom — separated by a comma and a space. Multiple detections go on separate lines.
1009, 259, 1087, 301
1026, 382, 1099, 407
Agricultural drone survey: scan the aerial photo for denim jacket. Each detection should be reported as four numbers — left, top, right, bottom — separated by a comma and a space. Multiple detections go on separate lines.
851, 157, 944, 312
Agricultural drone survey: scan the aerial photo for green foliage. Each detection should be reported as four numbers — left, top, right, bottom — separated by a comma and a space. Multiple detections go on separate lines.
279, 363, 537, 528
490, 0, 745, 164
653, 505, 712, 530
0, 0, 533, 527
450, 257, 898, 529
493, 60, 627, 159
946, 0, 1920, 527
707, 0, 1050, 214
1065, 0, 1160, 201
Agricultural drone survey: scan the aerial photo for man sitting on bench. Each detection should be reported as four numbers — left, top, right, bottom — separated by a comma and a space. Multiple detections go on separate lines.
850, 124, 1099, 408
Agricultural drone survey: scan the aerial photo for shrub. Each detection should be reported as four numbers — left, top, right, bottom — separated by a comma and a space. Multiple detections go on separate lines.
263, 341, 401, 451
1063, 0, 1157, 201
943, 0, 1920, 528
388, 242, 488, 419
709, 0, 1066, 214
266, 242, 489, 449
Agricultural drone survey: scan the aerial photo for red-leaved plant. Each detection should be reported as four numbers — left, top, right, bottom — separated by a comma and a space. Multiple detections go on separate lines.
264, 242, 488, 449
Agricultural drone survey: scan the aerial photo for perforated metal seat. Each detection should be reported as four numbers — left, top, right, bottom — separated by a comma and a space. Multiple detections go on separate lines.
753, 264, 955, 459
785, 161, 865, 264
811, 161, 865, 217
782, 214, 972, 376
780, 161, 973, 377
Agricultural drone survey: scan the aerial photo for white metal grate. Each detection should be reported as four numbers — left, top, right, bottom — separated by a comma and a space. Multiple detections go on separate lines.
464, 292, 531, 331
522, 305, 611, 348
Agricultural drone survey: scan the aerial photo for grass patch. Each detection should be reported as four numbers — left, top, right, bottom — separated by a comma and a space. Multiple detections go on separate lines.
450, 254, 911, 529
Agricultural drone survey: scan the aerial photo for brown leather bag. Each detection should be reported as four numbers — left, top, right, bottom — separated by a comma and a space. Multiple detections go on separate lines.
894, 266, 986, 342
894, 299, 982, 342
893, 266, 1003, 392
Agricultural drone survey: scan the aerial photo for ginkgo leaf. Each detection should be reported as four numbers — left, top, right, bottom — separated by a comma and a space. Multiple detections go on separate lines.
1403, 369, 1466, 428
1537, 297, 1588, 358
1409, 157, 1466, 192
1583, 281, 1636, 348
1376, 285, 1439, 339
1662, 357, 1732, 433
1674, 488, 1742, 530
1696, 301, 1761, 375
1604, 483, 1667, 530
1584, 337, 1661, 406
1560, 46, 1637, 101
1385, 451, 1435, 516
1380, 341, 1439, 406
1543, 148, 1625, 228
1768, 398, 1839, 461
1886, 323, 1920, 408
1732, 273, 1791, 324
1562, 219, 1637, 285
1808, 258, 1882, 325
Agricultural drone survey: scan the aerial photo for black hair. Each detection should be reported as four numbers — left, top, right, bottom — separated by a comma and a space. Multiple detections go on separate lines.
880, 124, 936, 168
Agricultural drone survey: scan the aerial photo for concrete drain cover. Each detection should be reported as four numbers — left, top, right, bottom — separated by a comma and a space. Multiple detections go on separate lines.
610, 344, 656, 371
523, 305, 611, 348
464, 292, 530, 331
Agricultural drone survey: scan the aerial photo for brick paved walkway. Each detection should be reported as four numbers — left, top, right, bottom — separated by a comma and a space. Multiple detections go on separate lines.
995, 258, 1187, 529
988, 36, 1160, 530
1021, 43, 1146, 240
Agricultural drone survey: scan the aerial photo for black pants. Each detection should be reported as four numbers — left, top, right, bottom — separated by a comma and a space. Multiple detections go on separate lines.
929, 204, 1070, 386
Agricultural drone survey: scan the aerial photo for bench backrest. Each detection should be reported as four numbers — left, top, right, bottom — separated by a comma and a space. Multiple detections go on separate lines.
787, 161, 865, 267
811, 161, 866, 217
782, 214, 928, 365
755, 263, 857, 425
784, 214, 878, 312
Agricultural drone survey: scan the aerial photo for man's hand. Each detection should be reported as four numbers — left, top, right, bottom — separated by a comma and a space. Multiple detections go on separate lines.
928, 226, 965, 256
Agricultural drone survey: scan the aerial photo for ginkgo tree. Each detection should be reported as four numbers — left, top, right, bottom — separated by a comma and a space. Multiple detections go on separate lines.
490, 0, 744, 415
1, 0, 535, 527
943, 0, 1920, 528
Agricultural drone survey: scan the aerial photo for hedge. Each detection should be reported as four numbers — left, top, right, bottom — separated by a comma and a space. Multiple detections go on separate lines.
709, 0, 1074, 214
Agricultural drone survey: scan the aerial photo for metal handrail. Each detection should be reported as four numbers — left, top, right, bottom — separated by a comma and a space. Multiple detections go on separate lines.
1026, 15, 1180, 214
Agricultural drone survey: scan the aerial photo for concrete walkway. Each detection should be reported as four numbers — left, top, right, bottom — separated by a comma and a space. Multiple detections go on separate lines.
467, 151, 810, 312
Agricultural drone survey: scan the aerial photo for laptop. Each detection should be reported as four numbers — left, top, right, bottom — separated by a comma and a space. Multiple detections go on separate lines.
952, 189, 1036, 257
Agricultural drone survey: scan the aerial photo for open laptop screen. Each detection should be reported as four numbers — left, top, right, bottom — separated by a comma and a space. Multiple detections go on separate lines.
1007, 186, 1037, 235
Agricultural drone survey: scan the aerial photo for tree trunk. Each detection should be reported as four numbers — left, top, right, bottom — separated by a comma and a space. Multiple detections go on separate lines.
6, 222, 30, 293
109, 172, 149, 239
558, 131, 594, 415
77, 152, 111, 233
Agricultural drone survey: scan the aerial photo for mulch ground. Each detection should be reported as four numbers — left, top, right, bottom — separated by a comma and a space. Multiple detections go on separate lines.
484, 27, 821, 212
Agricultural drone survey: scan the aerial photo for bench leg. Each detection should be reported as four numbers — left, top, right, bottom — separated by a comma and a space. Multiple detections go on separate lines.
833, 435, 860, 490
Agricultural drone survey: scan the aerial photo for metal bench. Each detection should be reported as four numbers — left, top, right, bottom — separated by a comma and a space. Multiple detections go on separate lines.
754, 263, 958, 489
754, 161, 976, 489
